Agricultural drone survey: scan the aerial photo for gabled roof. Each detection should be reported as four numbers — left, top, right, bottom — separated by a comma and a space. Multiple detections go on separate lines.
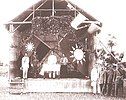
6, 0, 102, 32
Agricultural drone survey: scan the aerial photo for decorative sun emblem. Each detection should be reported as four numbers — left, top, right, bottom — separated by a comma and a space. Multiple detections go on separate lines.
25, 42, 35, 52
70, 44, 85, 64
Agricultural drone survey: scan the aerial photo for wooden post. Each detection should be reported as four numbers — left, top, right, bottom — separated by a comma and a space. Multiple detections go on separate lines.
33, 4, 35, 19
52, 0, 55, 16
87, 34, 95, 76
9, 24, 14, 33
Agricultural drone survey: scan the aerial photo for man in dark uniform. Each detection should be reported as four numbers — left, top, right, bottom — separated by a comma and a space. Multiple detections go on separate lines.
106, 65, 114, 96
60, 54, 68, 78
101, 67, 108, 95
114, 64, 124, 97
31, 51, 39, 78
98, 67, 104, 94
111, 65, 117, 96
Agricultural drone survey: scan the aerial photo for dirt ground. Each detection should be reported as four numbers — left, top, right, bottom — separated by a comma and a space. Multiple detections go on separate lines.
0, 92, 125, 100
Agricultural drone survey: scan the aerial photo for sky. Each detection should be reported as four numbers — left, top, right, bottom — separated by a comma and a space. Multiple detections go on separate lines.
0, 0, 40, 63
0, 0, 126, 63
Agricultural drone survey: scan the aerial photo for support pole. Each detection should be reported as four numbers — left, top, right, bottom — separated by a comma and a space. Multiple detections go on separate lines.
52, 0, 55, 16
9, 24, 14, 33
33, 4, 35, 19
12, 0, 48, 33
96, 36, 118, 62
66, 0, 98, 21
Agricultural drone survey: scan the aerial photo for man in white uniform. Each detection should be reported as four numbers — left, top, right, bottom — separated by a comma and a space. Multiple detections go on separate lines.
22, 53, 29, 79
91, 65, 99, 94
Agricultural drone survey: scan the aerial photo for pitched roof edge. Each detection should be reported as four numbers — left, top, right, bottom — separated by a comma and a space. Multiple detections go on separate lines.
66, 0, 102, 26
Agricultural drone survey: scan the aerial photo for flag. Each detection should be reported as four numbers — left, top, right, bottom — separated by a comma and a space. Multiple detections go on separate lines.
71, 13, 87, 29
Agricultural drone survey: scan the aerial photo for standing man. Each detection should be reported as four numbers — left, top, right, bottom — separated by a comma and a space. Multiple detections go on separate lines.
114, 64, 124, 97
91, 65, 99, 94
60, 54, 68, 78
101, 67, 108, 95
31, 51, 39, 78
21, 53, 30, 79
98, 67, 105, 95
106, 65, 114, 96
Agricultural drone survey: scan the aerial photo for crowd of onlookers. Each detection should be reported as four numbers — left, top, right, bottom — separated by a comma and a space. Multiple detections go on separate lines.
91, 52, 126, 97
99, 63, 125, 97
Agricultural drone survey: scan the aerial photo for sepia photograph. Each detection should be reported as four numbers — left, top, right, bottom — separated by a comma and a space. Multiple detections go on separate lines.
0, 0, 126, 99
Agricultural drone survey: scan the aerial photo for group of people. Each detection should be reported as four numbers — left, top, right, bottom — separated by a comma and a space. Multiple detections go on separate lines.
21, 51, 39, 79
21, 51, 69, 79
91, 62, 125, 97
39, 53, 69, 79
21, 50, 125, 97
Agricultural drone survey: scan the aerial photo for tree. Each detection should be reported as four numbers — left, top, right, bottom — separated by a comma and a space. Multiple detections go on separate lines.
107, 35, 116, 52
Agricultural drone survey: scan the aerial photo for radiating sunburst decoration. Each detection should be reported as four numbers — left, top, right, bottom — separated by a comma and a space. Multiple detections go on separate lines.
70, 44, 85, 64
25, 42, 35, 52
